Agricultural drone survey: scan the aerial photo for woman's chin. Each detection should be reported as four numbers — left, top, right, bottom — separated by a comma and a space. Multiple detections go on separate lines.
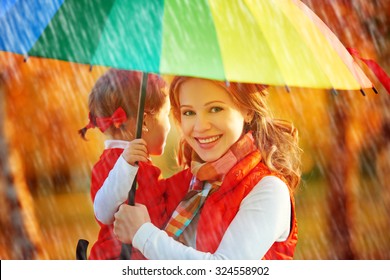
196, 151, 223, 163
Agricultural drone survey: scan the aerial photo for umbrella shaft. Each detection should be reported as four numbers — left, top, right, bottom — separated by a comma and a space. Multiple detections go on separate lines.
120, 72, 148, 260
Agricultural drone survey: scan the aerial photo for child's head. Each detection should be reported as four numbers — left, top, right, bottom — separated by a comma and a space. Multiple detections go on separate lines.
170, 76, 301, 191
80, 69, 170, 155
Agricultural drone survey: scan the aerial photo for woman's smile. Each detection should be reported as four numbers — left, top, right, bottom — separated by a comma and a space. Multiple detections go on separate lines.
195, 134, 222, 148
179, 78, 251, 162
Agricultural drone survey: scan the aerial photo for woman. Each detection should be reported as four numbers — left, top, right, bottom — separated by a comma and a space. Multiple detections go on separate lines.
113, 77, 302, 259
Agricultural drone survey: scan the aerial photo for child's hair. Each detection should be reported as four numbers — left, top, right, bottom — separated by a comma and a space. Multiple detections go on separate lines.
79, 69, 167, 139
169, 76, 302, 192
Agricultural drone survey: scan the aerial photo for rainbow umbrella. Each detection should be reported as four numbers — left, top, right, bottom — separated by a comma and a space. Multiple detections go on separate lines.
0, 0, 376, 91
0, 0, 382, 259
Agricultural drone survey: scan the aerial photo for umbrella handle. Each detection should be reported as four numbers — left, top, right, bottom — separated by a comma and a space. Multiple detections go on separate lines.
119, 178, 137, 259
119, 72, 148, 260
76, 239, 89, 260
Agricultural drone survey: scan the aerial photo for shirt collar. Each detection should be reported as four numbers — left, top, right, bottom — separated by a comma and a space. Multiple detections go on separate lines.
104, 139, 129, 150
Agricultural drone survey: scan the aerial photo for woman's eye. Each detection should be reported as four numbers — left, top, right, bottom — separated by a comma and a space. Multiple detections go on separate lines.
182, 110, 195, 116
210, 107, 223, 113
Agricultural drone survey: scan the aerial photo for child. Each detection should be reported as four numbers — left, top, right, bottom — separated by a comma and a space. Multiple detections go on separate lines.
79, 69, 171, 260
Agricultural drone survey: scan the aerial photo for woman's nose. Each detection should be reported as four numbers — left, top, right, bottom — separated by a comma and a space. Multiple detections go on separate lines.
193, 114, 211, 132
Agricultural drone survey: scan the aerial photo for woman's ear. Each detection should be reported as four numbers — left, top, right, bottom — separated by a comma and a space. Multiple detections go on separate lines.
245, 110, 255, 124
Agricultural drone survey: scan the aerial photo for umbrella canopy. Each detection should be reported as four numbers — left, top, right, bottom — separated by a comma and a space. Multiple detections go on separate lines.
0, 0, 374, 91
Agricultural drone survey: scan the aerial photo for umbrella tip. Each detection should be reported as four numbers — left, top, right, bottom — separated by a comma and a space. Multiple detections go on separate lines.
89, 65, 93, 72
360, 89, 366, 96
225, 80, 230, 87
23, 54, 29, 63
372, 87, 378, 94
285, 85, 290, 93
331, 88, 338, 96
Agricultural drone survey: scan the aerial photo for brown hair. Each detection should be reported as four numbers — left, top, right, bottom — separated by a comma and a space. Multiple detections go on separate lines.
169, 76, 302, 192
79, 69, 167, 138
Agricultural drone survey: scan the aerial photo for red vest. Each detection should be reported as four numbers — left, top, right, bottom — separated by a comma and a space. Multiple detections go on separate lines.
194, 150, 298, 259
88, 148, 189, 260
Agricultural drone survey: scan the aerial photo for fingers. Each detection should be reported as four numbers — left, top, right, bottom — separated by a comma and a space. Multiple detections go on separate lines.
129, 138, 147, 146
113, 204, 150, 244
127, 139, 148, 154
124, 153, 148, 164
122, 139, 149, 165
113, 204, 129, 243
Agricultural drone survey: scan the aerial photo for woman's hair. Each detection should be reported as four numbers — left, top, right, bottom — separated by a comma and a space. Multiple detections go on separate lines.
79, 69, 167, 138
169, 76, 302, 192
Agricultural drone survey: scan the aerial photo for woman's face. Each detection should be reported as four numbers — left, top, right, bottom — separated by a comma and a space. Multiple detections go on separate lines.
178, 78, 250, 162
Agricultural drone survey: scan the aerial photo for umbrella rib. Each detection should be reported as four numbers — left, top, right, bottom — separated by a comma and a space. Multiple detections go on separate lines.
88, 2, 118, 68
270, 0, 341, 90
206, 1, 228, 82
244, 0, 340, 89
291, 0, 372, 89
241, 0, 288, 87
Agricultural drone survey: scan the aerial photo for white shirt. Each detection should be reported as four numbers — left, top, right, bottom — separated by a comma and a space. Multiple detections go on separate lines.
93, 140, 138, 224
94, 144, 292, 259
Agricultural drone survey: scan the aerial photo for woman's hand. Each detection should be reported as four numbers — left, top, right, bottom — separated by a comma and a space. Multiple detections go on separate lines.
113, 203, 151, 244
122, 139, 149, 166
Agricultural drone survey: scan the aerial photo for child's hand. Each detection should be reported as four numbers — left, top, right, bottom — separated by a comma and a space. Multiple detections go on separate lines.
113, 203, 151, 244
122, 139, 149, 166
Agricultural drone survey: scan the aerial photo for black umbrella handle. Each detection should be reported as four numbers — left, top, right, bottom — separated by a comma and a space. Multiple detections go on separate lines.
76, 239, 89, 260
119, 72, 148, 260
119, 178, 137, 259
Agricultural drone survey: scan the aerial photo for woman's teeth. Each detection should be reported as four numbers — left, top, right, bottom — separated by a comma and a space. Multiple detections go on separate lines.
198, 135, 220, 144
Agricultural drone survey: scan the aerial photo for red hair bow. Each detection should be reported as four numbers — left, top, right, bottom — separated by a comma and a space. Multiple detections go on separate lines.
94, 107, 128, 132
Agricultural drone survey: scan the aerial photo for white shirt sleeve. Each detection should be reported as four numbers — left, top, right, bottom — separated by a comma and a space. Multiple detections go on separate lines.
132, 176, 291, 260
94, 155, 138, 224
